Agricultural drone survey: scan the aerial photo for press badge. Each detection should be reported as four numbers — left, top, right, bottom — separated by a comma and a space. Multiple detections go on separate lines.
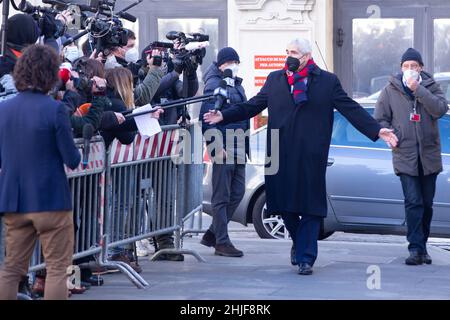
410, 113, 421, 122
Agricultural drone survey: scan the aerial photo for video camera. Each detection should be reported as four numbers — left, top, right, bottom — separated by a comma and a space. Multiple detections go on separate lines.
14, 0, 67, 39
44, 0, 142, 56
166, 31, 209, 75
143, 41, 174, 66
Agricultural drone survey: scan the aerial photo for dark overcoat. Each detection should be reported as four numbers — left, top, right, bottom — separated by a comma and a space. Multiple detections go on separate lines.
221, 66, 381, 217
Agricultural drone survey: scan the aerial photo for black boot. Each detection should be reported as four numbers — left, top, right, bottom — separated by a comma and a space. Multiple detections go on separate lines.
422, 250, 432, 265
405, 251, 423, 265
154, 233, 184, 261
297, 263, 313, 275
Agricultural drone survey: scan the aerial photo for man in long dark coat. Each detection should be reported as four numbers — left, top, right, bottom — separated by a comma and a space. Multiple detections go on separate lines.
204, 38, 398, 275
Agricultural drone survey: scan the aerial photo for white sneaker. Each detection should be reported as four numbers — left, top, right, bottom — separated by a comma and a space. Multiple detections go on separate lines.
141, 239, 154, 252
136, 240, 151, 257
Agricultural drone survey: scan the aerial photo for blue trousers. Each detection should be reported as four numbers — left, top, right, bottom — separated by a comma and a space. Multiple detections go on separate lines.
399, 167, 437, 254
280, 213, 322, 266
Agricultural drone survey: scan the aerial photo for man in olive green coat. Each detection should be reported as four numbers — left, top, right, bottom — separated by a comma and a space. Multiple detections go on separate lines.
374, 48, 448, 266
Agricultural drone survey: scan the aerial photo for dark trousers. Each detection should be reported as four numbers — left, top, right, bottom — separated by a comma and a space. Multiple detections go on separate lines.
281, 213, 322, 266
210, 163, 245, 245
399, 167, 438, 254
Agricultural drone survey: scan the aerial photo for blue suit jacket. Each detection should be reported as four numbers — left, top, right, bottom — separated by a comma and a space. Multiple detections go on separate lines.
0, 91, 81, 213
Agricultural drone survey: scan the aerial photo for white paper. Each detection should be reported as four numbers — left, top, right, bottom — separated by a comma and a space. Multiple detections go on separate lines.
132, 104, 161, 138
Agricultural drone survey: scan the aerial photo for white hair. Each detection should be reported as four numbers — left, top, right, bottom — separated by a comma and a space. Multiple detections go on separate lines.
287, 38, 312, 55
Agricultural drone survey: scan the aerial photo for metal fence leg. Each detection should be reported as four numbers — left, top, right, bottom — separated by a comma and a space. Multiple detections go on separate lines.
99, 234, 149, 289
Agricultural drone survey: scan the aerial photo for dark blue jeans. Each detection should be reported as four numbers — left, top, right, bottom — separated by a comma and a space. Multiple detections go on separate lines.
280, 213, 322, 266
399, 167, 438, 254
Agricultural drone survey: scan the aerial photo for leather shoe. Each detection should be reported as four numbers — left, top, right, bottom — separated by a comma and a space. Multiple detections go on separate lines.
200, 230, 216, 247
405, 251, 423, 265
298, 263, 313, 275
290, 245, 298, 266
215, 243, 244, 257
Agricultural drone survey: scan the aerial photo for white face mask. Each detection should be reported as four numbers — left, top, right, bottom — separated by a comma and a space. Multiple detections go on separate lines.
225, 63, 239, 78
64, 46, 81, 63
402, 69, 421, 86
125, 48, 139, 63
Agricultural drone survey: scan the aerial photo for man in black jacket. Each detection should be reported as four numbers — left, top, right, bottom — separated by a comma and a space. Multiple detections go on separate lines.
199, 47, 249, 257
204, 39, 398, 274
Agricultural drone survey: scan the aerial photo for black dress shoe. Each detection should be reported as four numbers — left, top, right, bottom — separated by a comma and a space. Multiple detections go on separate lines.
405, 251, 423, 265
298, 263, 313, 275
290, 245, 298, 266
423, 252, 432, 265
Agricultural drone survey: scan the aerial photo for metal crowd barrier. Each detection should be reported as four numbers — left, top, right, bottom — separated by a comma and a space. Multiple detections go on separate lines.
1, 124, 206, 290
28, 136, 107, 271
106, 124, 205, 265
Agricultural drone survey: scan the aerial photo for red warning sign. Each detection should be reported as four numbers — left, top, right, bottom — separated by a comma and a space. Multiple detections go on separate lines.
254, 55, 286, 70
254, 76, 267, 87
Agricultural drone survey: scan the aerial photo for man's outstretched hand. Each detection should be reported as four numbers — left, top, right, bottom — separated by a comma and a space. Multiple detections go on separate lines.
203, 110, 224, 125
379, 128, 398, 148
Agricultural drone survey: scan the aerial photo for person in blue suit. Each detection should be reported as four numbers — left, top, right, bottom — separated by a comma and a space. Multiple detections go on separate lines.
0, 44, 81, 299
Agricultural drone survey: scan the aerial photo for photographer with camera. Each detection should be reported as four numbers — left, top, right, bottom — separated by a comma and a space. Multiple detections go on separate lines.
0, 9, 74, 102
149, 41, 199, 125
132, 48, 165, 107
57, 57, 120, 137
100, 29, 137, 69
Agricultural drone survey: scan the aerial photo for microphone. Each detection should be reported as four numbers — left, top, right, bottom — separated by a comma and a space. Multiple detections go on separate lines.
117, 12, 137, 23
222, 68, 235, 87
166, 31, 183, 41
82, 124, 94, 169
214, 80, 228, 111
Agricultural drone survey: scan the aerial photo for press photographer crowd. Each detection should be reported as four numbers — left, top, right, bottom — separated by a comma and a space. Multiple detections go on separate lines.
0, 0, 227, 300
1, 0, 447, 302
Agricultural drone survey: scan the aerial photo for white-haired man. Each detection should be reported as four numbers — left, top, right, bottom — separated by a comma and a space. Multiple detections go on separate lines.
204, 38, 398, 275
